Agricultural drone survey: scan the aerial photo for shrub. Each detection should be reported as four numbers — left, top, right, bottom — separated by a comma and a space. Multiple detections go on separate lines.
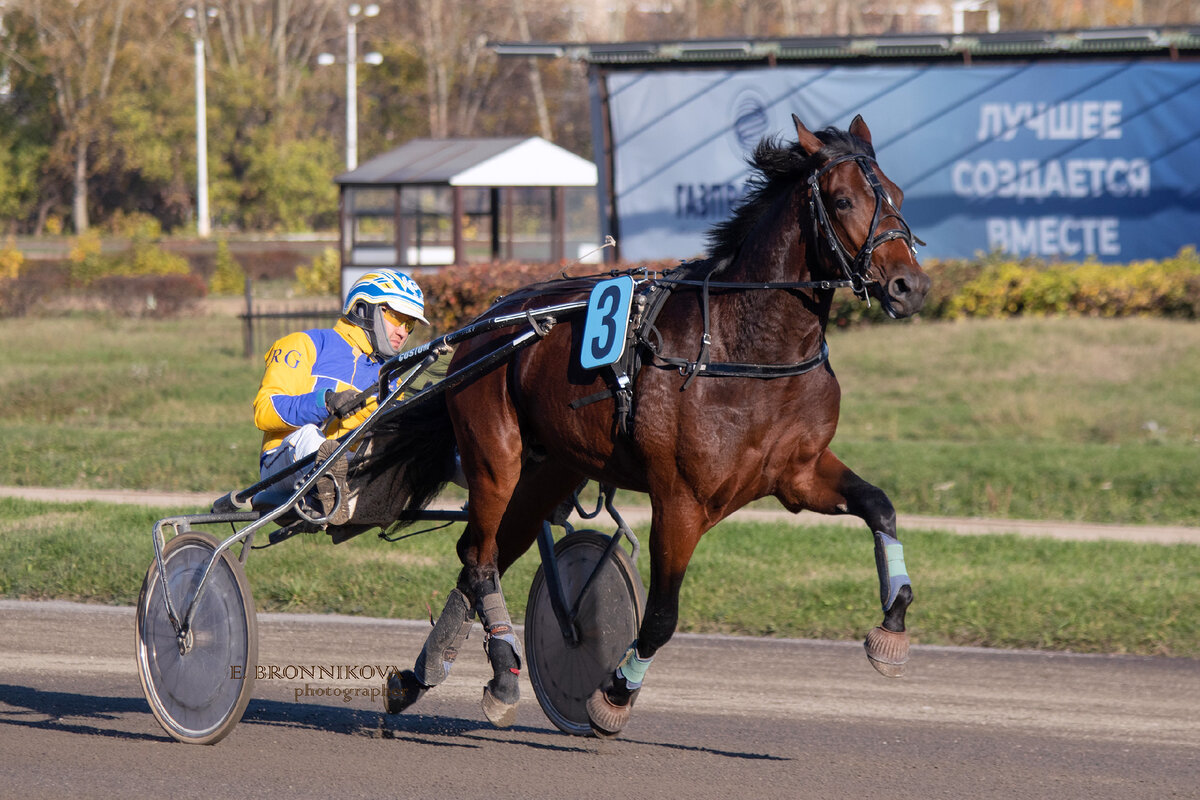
419, 261, 566, 331
0, 237, 22, 281
129, 236, 190, 278
416, 248, 1200, 332
67, 229, 111, 288
0, 261, 65, 318
295, 246, 340, 297
946, 248, 1200, 321
209, 239, 246, 295
66, 231, 189, 287
106, 210, 163, 240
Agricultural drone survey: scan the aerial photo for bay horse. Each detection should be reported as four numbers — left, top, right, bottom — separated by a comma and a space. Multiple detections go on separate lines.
381, 114, 930, 736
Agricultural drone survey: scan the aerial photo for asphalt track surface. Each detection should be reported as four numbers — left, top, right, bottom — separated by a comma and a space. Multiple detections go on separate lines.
1, 600, 1197, 800
1, 487, 1198, 798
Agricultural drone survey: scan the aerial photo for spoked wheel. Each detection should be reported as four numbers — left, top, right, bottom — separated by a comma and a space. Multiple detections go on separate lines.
135, 531, 257, 745
525, 531, 645, 736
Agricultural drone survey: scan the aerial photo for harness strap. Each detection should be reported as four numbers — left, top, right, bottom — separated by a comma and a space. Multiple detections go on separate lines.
568, 367, 633, 435
569, 389, 614, 410
640, 260, 833, 384
646, 340, 830, 380
681, 265, 717, 390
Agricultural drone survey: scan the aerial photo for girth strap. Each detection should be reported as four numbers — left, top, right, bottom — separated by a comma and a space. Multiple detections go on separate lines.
639, 260, 834, 384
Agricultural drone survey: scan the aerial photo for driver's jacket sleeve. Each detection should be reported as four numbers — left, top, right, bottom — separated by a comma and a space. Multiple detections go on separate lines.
253, 319, 380, 458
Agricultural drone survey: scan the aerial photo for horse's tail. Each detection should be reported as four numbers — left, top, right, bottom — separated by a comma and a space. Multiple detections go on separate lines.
360, 391, 459, 526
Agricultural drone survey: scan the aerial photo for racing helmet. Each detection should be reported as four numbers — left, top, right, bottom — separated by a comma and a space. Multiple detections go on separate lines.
342, 269, 430, 358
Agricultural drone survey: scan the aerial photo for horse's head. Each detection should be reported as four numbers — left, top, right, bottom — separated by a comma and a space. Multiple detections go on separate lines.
793, 114, 931, 319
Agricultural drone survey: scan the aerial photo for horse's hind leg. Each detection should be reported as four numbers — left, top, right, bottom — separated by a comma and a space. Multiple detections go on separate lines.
778, 449, 913, 676
463, 457, 588, 727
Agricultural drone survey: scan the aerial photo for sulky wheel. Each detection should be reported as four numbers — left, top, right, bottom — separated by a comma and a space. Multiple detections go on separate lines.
525, 531, 645, 736
135, 531, 257, 745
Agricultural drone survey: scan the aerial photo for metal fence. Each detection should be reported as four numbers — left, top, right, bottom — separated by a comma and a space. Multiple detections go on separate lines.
239, 281, 340, 358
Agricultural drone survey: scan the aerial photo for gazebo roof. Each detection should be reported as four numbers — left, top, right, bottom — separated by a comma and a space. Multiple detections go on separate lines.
335, 136, 597, 188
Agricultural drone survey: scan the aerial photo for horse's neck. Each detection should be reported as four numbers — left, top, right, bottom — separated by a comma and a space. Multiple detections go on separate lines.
719, 199, 831, 348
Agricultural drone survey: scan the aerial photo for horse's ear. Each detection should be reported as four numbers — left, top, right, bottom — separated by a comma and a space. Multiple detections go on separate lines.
792, 113, 823, 155
849, 114, 873, 146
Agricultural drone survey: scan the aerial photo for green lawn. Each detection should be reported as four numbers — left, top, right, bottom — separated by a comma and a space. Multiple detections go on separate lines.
1, 496, 1195, 657
2, 313, 1195, 524
1, 311, 1197, 657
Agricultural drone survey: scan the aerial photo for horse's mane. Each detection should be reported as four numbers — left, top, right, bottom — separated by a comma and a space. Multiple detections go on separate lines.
705, 127, 874, 264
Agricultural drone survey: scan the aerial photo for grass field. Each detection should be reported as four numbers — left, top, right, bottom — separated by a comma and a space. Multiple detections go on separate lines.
1, 313, 1196, 523
0, 312, 1197, 657
1, 497, 1196, 657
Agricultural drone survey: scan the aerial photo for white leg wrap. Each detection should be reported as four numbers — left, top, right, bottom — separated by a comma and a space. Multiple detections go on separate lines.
477, 581, 522, 662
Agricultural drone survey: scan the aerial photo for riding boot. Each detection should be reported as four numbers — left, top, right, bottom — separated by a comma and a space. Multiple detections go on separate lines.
314, 439, 350, 526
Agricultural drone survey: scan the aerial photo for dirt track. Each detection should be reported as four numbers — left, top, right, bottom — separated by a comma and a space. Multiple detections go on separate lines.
3, 485, 1198, 545
2, 599, 1197, 800
3, 487, 1198, 797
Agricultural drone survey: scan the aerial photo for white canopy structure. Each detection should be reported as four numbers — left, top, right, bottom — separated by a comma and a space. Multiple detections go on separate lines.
334, 137, 599, 288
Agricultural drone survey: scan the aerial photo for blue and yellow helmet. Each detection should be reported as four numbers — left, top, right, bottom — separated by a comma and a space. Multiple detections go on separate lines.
343, 269, 429, 358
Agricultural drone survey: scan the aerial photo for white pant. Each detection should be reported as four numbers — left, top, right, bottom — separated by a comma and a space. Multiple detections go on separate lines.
259, 424, 327, 482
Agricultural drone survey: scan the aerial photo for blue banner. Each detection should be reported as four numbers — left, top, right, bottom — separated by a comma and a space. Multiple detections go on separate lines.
600, 62, 1200, 262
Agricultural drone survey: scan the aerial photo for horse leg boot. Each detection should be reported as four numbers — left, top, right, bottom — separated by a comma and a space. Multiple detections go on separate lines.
815, 461, 914, 678
864, 531, 914, 677
384, 587, 475, 713
586, 640, 654, 738
474, 572, 522, 728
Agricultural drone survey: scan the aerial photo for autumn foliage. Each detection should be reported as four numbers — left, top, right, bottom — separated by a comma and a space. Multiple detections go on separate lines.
421, 251, 1200, 333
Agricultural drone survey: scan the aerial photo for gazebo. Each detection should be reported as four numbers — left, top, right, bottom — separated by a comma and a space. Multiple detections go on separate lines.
334, 136, 599, 293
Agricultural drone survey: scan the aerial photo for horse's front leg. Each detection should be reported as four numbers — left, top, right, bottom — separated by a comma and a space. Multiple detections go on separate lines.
778, 448, 913, 677
587, 500, 706, 738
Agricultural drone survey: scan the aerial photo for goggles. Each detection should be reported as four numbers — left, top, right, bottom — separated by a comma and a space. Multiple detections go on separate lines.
380, 305, 415, 331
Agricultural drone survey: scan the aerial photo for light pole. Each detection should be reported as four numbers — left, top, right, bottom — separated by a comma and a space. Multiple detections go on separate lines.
184, 6, 218, 237
320, 3, 381, 171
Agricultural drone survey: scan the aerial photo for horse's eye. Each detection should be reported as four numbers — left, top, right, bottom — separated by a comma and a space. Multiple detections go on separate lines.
834, 197, 853, 212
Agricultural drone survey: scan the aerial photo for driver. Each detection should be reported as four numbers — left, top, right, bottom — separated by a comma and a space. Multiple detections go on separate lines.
252, 269, 430, 522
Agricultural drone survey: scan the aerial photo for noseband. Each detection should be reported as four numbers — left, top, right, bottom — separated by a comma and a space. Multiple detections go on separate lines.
806, 153, 921, 298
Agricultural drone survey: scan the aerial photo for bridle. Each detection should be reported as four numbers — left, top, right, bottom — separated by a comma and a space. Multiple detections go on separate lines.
806, 153, 922, 299
565, 149, 928, 399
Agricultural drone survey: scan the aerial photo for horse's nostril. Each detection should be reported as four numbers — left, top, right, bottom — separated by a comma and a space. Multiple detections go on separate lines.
890, 277, 910, 297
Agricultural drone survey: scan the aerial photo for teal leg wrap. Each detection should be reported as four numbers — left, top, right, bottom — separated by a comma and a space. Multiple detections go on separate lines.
874, 532, 910, 612
614, 642, 654, 690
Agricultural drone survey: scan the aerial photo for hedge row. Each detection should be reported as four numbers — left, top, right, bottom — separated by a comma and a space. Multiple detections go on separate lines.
823, 248, 1200, 328
0, 234, 209, 318
3, 242, 1199, 325
416, 249, 1200, 333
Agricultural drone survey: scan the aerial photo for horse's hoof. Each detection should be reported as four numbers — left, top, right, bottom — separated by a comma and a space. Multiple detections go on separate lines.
481, 686, 518, 728
586, 687, 633, 738
864, 626, 910, 678
384, 669, 427, 714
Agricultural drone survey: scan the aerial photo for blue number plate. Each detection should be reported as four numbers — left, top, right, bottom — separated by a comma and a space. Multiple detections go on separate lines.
580, 276, 635, 370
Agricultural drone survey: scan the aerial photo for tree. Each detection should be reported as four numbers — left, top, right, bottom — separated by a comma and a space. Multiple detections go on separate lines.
6, 0, 144, 233
0, 10, 56, 234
